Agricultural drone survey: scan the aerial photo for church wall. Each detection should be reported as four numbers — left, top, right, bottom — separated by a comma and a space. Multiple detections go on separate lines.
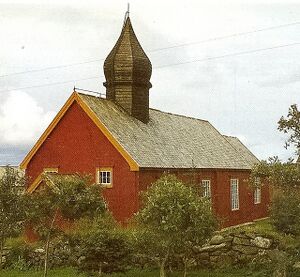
26, 101, 139, 222
138, 168, 269, 228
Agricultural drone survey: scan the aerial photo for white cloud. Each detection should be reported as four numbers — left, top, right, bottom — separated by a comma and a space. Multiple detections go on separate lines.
0, 91, 55, 146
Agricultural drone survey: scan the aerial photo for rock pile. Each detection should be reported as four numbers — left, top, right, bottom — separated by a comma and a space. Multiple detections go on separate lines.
193, 231, 275, 267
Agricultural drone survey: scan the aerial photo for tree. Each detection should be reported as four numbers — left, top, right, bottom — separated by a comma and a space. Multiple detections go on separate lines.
24, 174, 107, 277
134, 174, 217, 277
251, 104, 300, 236
0, 166, 25, 269
278, 103, 300, 156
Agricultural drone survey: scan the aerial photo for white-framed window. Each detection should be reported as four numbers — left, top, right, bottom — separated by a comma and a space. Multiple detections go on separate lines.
230, 179, 239, 211
254, 177, 261, 204
43, 168, 58, 174
202, 179, 211, 198
96, 168, 113, 188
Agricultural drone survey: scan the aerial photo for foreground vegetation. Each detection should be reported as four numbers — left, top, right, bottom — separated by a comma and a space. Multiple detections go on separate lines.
0, 267, 276, 277
1, 267, 300, 277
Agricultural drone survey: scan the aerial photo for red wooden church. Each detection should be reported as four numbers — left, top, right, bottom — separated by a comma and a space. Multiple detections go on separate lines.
20, 16, 269, 227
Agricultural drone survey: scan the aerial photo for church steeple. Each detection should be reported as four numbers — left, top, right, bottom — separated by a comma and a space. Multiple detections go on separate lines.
103, 15, 152, 123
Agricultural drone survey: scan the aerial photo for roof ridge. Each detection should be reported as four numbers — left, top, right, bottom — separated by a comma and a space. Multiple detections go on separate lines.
79, 93, 210, 123
150, 108, 209, 123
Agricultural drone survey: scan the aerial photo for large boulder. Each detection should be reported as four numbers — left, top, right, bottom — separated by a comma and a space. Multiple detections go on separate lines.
210, 235, 225, 245
251, 236, 272, 249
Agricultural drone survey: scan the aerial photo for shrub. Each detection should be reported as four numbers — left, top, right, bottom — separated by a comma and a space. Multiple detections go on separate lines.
4, 237, 35, 270
67, 214, 132, 275
270, 193, 300, 236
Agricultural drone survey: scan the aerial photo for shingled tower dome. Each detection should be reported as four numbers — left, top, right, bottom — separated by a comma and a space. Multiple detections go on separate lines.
103, 16, 152, 123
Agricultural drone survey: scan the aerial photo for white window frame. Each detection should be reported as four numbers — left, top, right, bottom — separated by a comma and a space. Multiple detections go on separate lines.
43, 168, 58, 174
254, 177, 261, 204
201, 179, 211, 198
96, 168, 113, 188
230, 179, 239, 211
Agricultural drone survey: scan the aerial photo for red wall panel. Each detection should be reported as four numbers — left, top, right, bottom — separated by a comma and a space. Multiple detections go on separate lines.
138, 169, 269, 228
26, 101, 138, 222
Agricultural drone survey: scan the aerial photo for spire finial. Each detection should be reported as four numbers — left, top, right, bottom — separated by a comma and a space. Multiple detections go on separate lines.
124, 3, 130, 24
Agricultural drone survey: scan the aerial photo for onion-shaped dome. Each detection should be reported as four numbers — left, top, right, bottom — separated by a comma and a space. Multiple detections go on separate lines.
104, 17, 152, 90
103, 16, 152, 123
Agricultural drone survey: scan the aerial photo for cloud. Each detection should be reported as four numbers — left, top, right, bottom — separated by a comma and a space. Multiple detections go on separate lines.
0, 91, 55, 147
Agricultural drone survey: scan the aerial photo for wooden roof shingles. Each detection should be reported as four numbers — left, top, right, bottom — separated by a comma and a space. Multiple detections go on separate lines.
79, 93, 258, 170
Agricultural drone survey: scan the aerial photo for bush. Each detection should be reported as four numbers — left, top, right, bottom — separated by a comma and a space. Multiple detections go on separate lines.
67, 215, 132, 275
270, 193, 300, 236
4, 237, 35, 270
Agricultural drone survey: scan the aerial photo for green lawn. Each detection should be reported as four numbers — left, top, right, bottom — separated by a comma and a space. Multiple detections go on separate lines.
0, 268, 86, 277
104, 268, 268, 277
1, 268, 299, 277
0, 268, 268, 277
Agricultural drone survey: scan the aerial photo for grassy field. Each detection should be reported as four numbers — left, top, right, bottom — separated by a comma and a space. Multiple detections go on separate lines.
1, 268, 299, 277
0, 268, 269, 277
104, 268, 268, 277
0, 268, 86, 277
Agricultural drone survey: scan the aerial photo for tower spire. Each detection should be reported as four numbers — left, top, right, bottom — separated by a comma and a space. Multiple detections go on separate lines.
103, 15, 152, 123
124, 3, 130, 25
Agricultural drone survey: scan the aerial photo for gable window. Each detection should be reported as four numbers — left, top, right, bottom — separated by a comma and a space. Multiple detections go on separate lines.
202, 179, 211, 198
96, 168, 113, 188
230, 179, 239, 211
43, 168, 58, 174
254, 177, 261, 204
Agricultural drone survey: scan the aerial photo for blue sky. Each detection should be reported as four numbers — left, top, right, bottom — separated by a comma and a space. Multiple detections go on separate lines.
0, 0, 299, 165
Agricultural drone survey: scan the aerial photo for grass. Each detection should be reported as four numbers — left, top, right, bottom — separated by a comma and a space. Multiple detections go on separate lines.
104, 268, 268, 277
0, 268, 86, 277
0, 268, 299, 277
0, 268, 268, 277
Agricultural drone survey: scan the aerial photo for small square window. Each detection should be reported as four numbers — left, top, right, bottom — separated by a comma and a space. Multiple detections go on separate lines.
96, 168, 113, 188
43, 168, 58, 174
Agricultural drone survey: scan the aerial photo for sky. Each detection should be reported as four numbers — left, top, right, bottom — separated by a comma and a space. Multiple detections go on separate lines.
0, 0, 300, 165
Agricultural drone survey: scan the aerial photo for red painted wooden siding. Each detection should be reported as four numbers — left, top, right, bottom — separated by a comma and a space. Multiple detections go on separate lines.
138, 169, 269, 227
26, 101, 138, 222
25, 101, 269, 227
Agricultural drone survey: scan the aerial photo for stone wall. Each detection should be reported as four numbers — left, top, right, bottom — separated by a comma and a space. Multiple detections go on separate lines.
193, 231, 276, 267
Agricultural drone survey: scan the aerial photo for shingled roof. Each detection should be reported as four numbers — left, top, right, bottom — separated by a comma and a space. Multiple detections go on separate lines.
79, 93, 259, 170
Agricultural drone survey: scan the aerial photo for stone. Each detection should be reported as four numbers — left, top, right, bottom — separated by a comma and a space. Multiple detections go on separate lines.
210, 235, 225, 245
77, 256, 86, 265
232, 245, 258, 255
232, 236, 251, 246
197, 252, 210, 261
245, 233, 256, 239
195, 243, 227, 253
210, 250, 223, 256
293, 261, 300, 269
251, 236, 272, 249
34, 248, 45, 254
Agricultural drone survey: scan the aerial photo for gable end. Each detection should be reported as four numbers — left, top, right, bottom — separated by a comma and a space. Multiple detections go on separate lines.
20, 92, 139, 171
